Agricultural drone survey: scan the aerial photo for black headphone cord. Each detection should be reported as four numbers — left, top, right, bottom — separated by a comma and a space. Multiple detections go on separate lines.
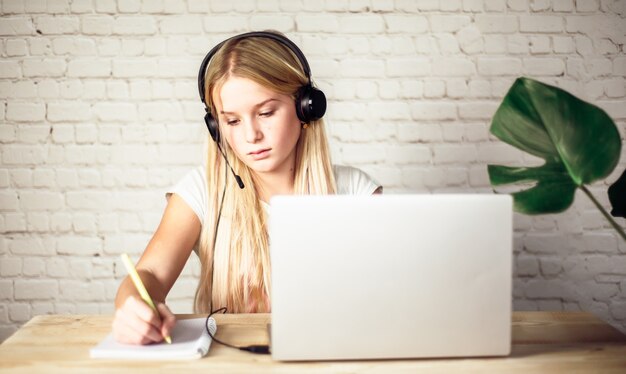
205, 159, 270, 355
204, 307, 270, 354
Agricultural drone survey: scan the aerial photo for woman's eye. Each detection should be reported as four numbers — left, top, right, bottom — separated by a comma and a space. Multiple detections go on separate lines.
259, 110, 274, 117
226, 119, 239, 126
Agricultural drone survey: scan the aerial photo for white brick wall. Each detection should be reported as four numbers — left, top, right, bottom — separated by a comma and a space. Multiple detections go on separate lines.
1, 0, 625, 342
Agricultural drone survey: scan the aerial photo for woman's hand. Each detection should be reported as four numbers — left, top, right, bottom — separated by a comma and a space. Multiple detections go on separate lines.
111, 194, 200, 345
112, 296, 176, 345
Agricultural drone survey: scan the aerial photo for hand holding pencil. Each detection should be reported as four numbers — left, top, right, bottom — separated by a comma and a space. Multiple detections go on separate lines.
112, 253, 176, 345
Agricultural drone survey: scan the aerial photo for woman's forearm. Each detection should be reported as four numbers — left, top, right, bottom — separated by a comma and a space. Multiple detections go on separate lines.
114, 270, 168, 309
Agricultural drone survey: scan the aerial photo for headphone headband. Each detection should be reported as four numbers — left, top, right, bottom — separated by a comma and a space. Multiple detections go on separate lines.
197, 31, 312, 106
198, 31, 326, 139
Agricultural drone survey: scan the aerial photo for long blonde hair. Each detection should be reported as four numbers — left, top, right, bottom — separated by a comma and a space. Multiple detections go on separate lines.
194, 31, 336, 313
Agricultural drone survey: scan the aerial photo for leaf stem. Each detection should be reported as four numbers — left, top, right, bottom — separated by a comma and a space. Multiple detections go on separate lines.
580, 185, 626, 242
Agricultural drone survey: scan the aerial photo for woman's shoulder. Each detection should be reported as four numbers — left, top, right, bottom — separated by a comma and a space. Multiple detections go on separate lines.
332, 164, 381, 195
165, 166, 208, 223
172, 166, 207, 193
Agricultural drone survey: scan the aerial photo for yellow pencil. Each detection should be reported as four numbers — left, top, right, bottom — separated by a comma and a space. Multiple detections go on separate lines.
121, 253, 172, 344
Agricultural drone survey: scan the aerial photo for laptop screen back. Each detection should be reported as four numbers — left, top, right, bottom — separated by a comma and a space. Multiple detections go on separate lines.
269, 194, 512, 361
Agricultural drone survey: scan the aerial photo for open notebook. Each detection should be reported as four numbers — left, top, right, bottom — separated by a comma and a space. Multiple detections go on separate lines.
90, 317, 216, 360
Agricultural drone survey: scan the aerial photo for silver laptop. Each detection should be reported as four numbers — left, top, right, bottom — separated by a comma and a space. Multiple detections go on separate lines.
269, 194, 512, 361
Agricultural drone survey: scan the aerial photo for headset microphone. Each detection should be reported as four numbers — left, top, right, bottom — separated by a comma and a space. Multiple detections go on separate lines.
215, 141, 245, 189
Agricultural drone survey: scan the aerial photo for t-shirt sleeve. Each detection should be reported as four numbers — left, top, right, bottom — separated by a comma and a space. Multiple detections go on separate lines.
333, 165, 382, 195
165, 166, 207, 224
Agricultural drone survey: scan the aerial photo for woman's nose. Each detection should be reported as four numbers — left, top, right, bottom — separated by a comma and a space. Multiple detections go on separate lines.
244, 118, 263, 143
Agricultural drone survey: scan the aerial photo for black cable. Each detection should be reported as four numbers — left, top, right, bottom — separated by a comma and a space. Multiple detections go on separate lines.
205, 307, 270, 354
205, 159, 269, 355
208, 160, 227, 313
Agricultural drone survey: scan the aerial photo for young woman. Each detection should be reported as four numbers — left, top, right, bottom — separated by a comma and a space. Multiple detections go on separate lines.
112, 31, 381, 345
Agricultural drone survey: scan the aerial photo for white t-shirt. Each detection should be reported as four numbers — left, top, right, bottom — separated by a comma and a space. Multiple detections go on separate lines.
166, 165, 381, 225
166, 165, 380, 311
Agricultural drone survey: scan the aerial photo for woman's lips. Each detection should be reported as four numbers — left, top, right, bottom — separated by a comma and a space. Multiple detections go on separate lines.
249, 148, 271, 160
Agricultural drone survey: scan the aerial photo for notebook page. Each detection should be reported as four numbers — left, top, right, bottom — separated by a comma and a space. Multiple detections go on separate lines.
90, 317, 216, 360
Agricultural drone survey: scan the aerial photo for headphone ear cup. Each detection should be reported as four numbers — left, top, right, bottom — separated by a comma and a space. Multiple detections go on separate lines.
296, 85, 326, 123
204, 112, 220, 143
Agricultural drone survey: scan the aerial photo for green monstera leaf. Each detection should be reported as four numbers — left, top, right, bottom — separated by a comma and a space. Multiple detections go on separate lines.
488, 77, 621, 215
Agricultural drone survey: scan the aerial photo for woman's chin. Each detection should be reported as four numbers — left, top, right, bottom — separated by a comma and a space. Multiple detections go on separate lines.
245, 161, 276, 174
243, 155, 294, 175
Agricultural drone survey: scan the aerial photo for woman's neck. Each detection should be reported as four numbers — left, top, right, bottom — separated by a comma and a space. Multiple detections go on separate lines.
253, 168, 295, 203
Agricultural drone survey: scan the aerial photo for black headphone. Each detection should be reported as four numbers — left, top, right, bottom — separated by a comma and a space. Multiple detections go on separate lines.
197, 31, 327, 145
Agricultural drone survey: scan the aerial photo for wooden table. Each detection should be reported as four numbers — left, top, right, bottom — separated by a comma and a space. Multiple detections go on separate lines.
1, 312, 625, 373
